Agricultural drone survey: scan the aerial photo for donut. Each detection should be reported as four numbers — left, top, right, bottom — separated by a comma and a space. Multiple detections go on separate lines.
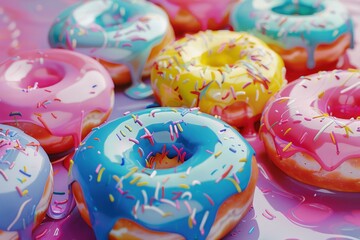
260, 69, 360, 192
48, 0, 174, 99
0, 124, 53, 239
67, 107, 258, 239
230, 0, 354, 76
0, 49, 114, 162
151, 30, 286, 134
149, 0, 239, 36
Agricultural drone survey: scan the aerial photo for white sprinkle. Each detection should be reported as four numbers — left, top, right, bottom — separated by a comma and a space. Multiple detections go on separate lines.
255, 89, 259, 101
181, 191, 192, 200
150, 170, 157, 178
199, 211, 210, 235
192, 180, 201, 186
191, 208, 197, 223
8, 198, 32, 230
314, 121, 334, 141
154, 182, 160, 200
144, 205, 167, 216
141, 190, 148, 205
340, 81, 360, 94
160, 198, 177, 208
133, 200, 140, 219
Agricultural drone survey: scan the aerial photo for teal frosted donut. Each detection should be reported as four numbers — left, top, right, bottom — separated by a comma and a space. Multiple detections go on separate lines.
48, 0, 174, 99
230, 0, 354, 72
69, 107, 258, 239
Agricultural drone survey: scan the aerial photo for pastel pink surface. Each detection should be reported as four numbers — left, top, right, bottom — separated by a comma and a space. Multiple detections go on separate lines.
0, 0, 359, 239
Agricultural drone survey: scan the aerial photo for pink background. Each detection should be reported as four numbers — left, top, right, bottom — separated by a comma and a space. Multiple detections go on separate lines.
0, 0, 359, 239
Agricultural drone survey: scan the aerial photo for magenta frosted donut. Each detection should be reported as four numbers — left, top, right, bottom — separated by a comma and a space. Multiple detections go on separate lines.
0, 49, 114, 162
150, 0, 239, 35
260, 69, 360, 192
0, 124, 53, 239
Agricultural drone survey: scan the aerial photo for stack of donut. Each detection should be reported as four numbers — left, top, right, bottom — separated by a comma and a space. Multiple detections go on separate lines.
0, 0, 358, 239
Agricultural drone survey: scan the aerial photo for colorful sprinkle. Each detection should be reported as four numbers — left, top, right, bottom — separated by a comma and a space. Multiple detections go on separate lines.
97, 167, 105, 182
282, 142, 292, 152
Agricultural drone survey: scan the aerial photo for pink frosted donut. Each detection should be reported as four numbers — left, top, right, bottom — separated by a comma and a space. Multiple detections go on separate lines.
260, 69, 360, 192
0, 49, 114, 163
149, 0, 239, 35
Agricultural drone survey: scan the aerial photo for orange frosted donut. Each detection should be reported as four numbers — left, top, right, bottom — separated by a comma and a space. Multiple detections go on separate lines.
231, 0, 354, 77
63, 107, 258, 239
0, 49, 114, 161
260, 69, 360, 192
0, 124, 53, 239
150, 0, 240, 36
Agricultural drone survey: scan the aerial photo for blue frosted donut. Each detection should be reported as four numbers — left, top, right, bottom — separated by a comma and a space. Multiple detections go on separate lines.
68, 107, 258, 239
0, 124, 53, 239
230, 0, 354, 71
48, 0, 174, 99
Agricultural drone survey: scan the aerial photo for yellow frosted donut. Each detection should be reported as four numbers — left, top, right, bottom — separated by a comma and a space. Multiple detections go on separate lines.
151, 30, 286, 133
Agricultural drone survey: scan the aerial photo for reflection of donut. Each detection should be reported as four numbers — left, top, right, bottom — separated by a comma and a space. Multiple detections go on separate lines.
0, 49, 114, 161
260, 69, 360, 192
0, 124, 53, 239
69, 107, 258, 239
150, 0, 239, 35
48, 0, 174, 88
231, 0, 354, 74
151, 30, 286, 133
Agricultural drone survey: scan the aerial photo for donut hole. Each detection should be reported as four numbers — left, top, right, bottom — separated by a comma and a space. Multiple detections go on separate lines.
19, 64, 64, 89
95, 12, 126, 28
142, 142, 193, 170
135, 128, 196, 170
200, 48, 239, 68
272, 2, 324, 16
326, 89, 360, 119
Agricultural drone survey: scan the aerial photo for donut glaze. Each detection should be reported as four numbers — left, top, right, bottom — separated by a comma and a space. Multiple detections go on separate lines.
260, 69, 360, 192
151, 30, 286, 134
48, 0, 174, 99
149, 0, 239, 35
0, 49, 114, 160
230, 0, 354, 72
0, 124, 53, 239
69, 107, 257, 239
